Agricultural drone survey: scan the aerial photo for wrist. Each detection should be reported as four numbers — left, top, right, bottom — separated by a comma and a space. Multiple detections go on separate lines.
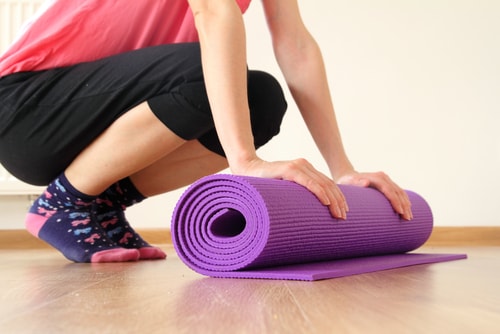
227, 151, 259, 175
328, 158, 356, 182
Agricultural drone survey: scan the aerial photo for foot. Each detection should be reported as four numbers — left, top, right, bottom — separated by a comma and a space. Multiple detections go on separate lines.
93, 199, 166, 260
25, 176, 140, 263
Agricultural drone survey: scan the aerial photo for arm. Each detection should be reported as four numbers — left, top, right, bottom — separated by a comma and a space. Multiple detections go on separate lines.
188, 0, 255, 168
188, 0, 348, 219
262, 0, 353, 180
262, 0, 412, 220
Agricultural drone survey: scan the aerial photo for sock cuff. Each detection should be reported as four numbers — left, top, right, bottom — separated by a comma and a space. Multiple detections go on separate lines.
118, 177, 146, 203
58, 173, 96, 202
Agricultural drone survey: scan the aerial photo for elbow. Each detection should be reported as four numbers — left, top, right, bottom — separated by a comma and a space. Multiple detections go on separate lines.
189, 0, 241, 35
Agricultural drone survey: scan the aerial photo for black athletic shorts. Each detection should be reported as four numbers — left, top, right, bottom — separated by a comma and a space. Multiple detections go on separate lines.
0, 43, 287, 185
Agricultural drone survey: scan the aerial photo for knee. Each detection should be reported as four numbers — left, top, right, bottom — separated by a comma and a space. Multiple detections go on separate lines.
247, 71, 288, 149
159, 70, 287, 157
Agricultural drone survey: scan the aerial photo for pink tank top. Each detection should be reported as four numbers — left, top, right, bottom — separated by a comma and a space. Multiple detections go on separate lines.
0, 0, 252, 76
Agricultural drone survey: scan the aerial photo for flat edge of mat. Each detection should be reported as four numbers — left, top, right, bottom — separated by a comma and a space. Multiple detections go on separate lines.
204, 253, 468, 281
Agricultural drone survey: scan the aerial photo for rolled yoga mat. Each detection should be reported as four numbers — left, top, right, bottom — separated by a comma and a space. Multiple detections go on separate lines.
171, 174, 466, 281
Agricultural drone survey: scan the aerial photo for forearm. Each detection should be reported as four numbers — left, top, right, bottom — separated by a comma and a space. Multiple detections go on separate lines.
275, 36, 354, 180
190, 0, 257, 171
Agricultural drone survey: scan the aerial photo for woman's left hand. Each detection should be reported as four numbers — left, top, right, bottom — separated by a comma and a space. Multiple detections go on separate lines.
337, 171, 413, 220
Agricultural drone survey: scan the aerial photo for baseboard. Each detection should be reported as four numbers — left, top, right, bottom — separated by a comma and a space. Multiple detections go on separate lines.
0, 227, 498, 250
0, 228, 172, 250
425, 226, 500, 246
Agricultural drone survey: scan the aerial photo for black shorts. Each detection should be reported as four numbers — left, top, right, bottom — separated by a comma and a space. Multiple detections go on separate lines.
0, 43, 287, 185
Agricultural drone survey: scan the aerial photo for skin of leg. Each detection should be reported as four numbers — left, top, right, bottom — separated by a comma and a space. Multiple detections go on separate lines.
65, 102, 187, 195
129, 139, 229, 197
66, 100, 228, 197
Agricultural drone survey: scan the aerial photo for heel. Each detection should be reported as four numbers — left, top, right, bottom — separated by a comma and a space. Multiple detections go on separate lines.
25, 213, 47, 237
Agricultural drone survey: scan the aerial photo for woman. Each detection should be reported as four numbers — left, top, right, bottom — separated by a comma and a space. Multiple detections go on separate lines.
0, 0, 412, 263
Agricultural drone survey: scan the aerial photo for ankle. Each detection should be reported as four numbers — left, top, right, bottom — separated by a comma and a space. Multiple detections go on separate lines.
100, 177, 146, 210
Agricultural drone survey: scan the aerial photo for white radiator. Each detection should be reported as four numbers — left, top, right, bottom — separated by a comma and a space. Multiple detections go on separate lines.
1, 0, 44, 195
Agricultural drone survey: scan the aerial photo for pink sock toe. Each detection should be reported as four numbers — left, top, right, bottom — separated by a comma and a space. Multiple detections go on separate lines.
138, 246, 167, 260
91, 248, 140, 263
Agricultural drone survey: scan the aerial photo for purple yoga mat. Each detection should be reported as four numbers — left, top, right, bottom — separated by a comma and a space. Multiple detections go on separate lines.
171, 174, 466, 280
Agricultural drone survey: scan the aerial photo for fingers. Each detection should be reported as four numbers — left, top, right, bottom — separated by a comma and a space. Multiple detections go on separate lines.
338, 171, 413, 220
233, 157, 345, 217
237, 158, 412, 221
281, 159, 348, 219
365, 172, 413, 220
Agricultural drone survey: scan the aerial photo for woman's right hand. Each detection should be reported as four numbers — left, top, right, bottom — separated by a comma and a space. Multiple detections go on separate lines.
230, 156, 349, 220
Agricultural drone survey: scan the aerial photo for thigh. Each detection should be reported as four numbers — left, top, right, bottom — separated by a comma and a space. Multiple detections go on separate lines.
0, 43, 203, 185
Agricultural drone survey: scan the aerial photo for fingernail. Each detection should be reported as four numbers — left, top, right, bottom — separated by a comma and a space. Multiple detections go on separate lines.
335, 207, 342, 219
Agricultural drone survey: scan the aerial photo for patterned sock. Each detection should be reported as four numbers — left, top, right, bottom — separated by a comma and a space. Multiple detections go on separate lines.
92, 178, 166, 260
25, 174, 140, 263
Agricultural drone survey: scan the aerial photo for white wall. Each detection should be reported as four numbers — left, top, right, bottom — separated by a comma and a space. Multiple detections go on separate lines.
1, 0, 499, 229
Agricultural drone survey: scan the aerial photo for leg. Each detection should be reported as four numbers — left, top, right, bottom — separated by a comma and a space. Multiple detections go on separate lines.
26, 102, 187, 262
91, 140, 228, 260
64, 102, 228, 196
130, 140, 228, 197
18, 43, 210, 262
64, 102, 187, 195
25, 99, 228, 262
91, 139, 228, 260
24, 60, 286, 263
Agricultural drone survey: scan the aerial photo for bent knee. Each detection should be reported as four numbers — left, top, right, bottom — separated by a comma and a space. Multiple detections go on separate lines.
247, 70, 288, 148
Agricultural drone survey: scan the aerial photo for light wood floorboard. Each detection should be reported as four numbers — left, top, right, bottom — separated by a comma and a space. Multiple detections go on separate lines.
0, 243, 498, 334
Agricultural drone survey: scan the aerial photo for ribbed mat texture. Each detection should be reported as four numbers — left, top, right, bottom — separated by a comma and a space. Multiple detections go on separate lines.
171, 174, 466, 280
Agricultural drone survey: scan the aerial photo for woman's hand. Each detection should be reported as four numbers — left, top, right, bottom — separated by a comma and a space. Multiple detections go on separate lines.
337, 171, 413, 221
231, 157, 349, 219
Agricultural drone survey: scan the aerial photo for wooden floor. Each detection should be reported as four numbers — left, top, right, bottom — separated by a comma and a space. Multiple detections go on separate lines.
0, 242, 499, 334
